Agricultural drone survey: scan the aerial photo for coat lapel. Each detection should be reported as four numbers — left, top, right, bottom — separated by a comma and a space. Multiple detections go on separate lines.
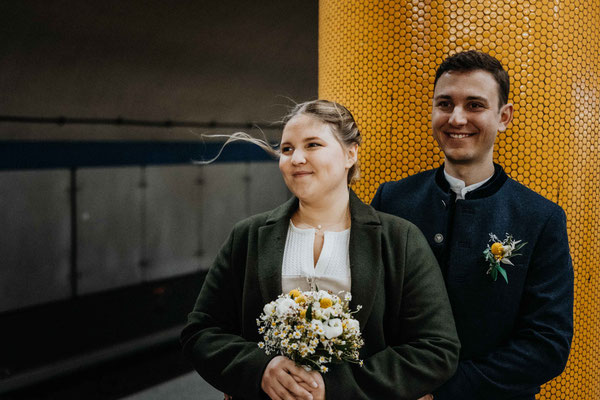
348, 191, 383, 329
257, 196, 298, 304
256, 190, 383, 330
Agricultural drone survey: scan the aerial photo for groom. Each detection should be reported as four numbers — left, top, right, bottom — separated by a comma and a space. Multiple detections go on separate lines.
371, 50, 573, 399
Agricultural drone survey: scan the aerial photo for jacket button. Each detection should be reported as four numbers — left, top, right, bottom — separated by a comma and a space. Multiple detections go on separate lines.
434, 233, 444, 243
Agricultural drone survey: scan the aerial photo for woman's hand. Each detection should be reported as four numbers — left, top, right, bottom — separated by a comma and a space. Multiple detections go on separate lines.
292, 370, 325, 400
261, 356, 319, 400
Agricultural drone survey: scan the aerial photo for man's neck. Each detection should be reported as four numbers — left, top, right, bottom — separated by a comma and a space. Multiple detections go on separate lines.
444, 161, 495, 186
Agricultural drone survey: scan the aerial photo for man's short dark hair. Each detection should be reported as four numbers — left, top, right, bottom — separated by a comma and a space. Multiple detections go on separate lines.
434, 50, 510, 107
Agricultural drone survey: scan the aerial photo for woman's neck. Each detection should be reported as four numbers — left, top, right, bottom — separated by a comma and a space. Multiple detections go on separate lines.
294, 187, 351, 231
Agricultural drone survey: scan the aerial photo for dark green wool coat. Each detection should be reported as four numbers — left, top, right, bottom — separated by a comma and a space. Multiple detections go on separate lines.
181, 191, 460, 399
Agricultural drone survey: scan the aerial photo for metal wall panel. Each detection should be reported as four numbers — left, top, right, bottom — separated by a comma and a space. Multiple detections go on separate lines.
197, 162, 290, 270
144, 165, 203, 280
0, 170, 71, 312
247, 162, 290, 216
198, 163, 249, 269
77, 167, 143, 295
1, 161, 289, 311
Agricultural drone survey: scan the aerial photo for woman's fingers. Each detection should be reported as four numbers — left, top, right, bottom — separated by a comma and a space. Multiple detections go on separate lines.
276, 370, 313, 400
287, 364, 318, 389
293, 375, 316, 392
262, 356, 314, 400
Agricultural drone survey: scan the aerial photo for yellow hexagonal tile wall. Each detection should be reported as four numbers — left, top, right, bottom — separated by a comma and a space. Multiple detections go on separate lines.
319, 1, 599, 398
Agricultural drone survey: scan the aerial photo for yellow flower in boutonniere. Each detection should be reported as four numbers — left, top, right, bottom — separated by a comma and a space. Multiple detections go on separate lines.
490, 242, 504, 259
483, 233, 527, 283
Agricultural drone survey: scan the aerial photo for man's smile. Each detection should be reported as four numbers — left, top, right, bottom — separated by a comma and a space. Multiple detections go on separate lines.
445, 131, 476, 139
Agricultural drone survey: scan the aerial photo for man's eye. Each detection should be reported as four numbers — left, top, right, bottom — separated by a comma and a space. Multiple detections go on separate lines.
469, 103, 484, 109
436, 101, 451, 109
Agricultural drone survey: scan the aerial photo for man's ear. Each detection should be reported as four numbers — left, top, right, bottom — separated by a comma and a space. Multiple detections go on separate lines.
346, 143, 359, 168
498, 103, 514, 132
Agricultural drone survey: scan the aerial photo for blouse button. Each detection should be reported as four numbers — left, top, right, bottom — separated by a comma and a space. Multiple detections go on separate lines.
434, 233, 444, 243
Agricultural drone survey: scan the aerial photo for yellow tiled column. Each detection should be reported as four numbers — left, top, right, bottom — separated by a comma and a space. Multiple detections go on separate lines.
319, 1, 599, 398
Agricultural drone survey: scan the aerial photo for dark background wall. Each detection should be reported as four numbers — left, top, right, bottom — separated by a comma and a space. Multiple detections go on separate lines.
0, 0, 317, 140
0, 1, 318, 396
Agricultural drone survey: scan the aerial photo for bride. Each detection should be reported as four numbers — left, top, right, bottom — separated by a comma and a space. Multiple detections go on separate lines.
181, 100, 459, 399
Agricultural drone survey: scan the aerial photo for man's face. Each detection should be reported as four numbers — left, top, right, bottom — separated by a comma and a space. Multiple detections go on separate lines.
431, 69, 513, 167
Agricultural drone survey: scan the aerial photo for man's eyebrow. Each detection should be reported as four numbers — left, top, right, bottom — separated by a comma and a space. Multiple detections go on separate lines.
433, 94, 490, 103
466, 96, 489, 102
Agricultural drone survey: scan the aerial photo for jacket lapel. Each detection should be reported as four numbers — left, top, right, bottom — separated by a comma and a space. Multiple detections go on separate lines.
257, 196, 298, 304
347, 191, 383, 329
257, 190, 383, 330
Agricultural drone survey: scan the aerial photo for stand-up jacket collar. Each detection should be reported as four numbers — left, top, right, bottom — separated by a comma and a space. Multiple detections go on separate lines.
434, 163, 508, 200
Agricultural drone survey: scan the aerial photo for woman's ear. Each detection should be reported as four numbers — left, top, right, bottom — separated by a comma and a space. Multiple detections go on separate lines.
345, 143, 359, 168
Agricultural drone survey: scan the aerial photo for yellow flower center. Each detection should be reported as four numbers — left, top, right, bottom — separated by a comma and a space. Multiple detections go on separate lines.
300, 309, 307, 319
295, 295, 307, 304
320, 298, 333, 308
289, 289, 301, 299
491, 242, 504, 258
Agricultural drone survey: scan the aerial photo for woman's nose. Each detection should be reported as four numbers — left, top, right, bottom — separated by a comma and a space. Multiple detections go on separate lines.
448, 107, 467, 126
291, 150, 306, 165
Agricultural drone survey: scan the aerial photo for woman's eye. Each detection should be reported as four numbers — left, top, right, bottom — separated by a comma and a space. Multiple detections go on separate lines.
281, 146, 293, 153
307, 142, 321, 148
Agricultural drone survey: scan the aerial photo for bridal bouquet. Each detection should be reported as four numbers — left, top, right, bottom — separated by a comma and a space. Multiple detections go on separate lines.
257, 289, 364, 373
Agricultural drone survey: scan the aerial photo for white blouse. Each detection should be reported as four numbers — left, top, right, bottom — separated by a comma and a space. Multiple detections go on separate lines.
281, 221, 351, 294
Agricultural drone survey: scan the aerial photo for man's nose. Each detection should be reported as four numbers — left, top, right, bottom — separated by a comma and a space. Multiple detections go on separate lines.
449, 107, 467, 126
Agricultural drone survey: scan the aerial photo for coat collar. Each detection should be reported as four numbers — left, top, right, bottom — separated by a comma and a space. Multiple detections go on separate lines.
257, 190, 382, 329
434, 162, 508, 200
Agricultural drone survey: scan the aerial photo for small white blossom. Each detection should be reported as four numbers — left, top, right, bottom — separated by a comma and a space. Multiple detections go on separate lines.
322, 319, 343, 339
344, 319, 360, 331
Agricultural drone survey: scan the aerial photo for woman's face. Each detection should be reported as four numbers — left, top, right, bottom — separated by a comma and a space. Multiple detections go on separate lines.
279, 114, 357, 203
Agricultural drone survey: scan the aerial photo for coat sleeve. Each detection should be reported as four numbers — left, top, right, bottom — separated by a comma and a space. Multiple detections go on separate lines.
322, 223, 460, 400
180, 227, 275, 400
434, 207, 574, 400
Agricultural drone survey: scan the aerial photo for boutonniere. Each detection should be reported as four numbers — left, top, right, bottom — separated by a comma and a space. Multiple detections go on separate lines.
483, 233, 527, 283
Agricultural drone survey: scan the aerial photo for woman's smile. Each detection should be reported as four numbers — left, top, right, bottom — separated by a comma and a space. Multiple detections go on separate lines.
292, 170, 313, 177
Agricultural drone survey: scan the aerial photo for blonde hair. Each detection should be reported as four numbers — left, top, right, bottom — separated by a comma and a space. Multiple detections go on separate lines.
199, 100, 362, 184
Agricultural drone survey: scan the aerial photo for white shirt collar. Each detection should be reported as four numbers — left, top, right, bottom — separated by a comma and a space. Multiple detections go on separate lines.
444, 170, 493, 200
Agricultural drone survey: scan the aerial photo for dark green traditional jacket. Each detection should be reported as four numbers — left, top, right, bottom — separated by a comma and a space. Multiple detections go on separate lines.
181, 191, 460, 399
